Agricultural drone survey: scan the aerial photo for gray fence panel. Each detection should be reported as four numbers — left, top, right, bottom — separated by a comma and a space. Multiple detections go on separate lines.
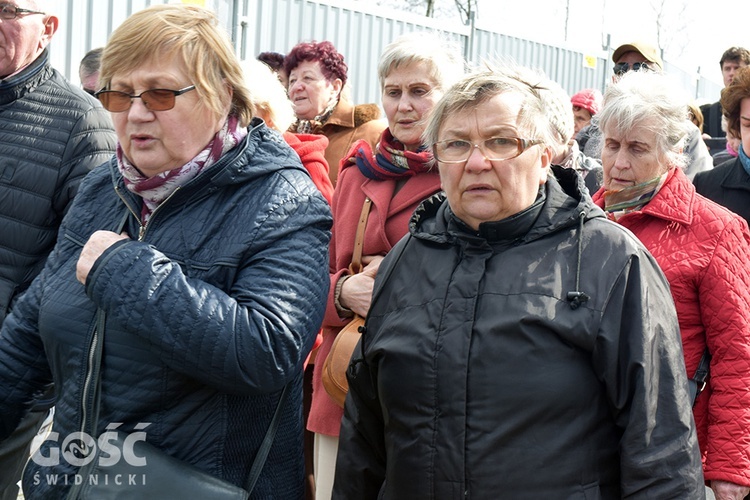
48, 0, 723, 106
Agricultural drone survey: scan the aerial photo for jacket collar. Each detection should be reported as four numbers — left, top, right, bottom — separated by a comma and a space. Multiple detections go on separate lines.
0, 49, 51, 105
411, 165, 604, 244
720, 157, 750, 191
633, 168, 694, 226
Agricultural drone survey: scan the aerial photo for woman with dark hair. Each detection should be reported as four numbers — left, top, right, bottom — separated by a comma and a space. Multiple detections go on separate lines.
694, 66, 750, 225
284, 40, 385, 184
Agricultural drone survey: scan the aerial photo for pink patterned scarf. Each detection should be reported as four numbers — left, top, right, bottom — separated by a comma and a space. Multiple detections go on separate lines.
118, 115, 247, 224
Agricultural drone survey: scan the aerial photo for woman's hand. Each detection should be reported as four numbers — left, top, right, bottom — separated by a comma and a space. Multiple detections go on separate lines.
712, 480, 750, 500
339, 255, 384, 317
76, 230, 130, 284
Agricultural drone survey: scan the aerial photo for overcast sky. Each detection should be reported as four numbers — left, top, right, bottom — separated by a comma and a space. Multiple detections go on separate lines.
474, 0, 748, 86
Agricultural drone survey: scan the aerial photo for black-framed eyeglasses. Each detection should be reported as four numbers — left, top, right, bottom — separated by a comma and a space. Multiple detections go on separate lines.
95, 85, 196, 112
83, 88, 96, 97
432, 137, 544, 164
613, 62, 650, 76
0, 3, 45, 20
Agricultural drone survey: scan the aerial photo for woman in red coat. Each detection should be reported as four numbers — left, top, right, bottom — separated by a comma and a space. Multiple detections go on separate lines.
307, 32, 464, 499
592, 70, 750, 500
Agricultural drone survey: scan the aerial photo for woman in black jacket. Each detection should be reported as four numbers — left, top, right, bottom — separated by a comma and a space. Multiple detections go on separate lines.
333, 65, 704, 499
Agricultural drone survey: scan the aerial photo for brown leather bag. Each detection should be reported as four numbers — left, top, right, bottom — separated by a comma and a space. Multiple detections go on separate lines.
322, 197, 372, 408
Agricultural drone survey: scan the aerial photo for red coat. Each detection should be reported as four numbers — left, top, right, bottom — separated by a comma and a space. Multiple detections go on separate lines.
593, 168, 750, 486
308, 158, 441, 436
283, 132, 334, 205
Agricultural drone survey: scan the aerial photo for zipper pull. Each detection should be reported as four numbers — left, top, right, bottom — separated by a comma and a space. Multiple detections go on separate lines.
138, 224, 146, 241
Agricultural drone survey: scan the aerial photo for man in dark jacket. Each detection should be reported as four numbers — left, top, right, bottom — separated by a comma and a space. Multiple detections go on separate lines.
699, 47, 750, 143
0, 1, 116, 497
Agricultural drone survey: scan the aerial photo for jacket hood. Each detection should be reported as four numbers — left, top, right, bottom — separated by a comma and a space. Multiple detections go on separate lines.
410, 165, 605, 245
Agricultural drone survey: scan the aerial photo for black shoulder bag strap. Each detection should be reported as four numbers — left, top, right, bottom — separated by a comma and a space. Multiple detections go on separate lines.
688, 348, 711, 407
74, 209, 290, 496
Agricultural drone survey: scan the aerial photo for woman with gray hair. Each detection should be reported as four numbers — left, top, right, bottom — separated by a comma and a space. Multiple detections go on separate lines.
310, 31, 464, 500
592, 70, 750, 500
333, 64, 704, 498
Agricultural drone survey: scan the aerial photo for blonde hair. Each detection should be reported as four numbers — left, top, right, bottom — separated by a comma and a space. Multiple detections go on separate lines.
241, 58, 296, 132
99, 4, 253, 126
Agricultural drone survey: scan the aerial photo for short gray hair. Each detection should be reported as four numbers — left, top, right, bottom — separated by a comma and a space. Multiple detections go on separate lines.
597, 71, 689, 170
422, 62, 558, 151
377, 32, 464, 93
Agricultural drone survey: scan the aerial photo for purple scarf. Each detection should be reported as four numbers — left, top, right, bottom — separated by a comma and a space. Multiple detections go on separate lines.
118, 115, 247, 223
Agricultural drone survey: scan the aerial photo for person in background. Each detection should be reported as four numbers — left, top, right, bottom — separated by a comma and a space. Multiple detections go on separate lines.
694, 66, 750, 225
0, 4, 331, 498
243, 56, 334, 500
257, 50, 288, 88
79, 46, 103, 95
334, 63, 704, 498
543, 79, 603, 193
570, 87, 602, 136
310, 32, 464, 500
284, 40, 385, 185
592, 70, 750, 500
709, 115, 740, 167
0, 1, 115, 498
700, 47, 750, 144
584, 41, 713, 180
243, 58, 334, 204
688, 100, 705, 132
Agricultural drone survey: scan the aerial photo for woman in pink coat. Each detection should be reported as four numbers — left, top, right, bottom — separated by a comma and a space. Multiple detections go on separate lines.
592, 70, 750, 500
307, 32, 464, 499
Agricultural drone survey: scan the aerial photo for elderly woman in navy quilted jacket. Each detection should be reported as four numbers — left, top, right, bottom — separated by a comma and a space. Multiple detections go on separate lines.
0, 5, 331, 499
591, 70, 750, 500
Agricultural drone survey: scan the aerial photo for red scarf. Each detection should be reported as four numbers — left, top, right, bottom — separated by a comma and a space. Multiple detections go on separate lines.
343, 128, 433, 180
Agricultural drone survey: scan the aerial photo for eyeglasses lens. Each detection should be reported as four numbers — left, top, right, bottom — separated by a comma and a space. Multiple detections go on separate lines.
613, 62, 650, 75
97, 90, 176, 112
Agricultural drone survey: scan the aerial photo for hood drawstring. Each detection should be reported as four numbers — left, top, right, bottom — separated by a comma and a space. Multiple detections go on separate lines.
566, 211, 590, 310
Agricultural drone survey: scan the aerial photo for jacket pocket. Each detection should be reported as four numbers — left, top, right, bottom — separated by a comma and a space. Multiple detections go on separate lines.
582, 481, 602, 500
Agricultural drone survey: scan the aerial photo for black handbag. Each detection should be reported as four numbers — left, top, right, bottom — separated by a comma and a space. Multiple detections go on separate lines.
65, 308, 289, 499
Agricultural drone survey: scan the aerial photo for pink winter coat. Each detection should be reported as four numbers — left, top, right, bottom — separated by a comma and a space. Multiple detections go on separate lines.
307, 157, 441, 437
593, 167, 750, 486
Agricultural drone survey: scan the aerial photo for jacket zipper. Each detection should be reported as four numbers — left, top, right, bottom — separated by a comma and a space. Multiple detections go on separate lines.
114, 185, 181, 241
77, 187, 183, 442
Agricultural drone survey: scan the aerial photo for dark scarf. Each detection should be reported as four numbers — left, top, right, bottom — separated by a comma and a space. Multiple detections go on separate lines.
347, 128, 433, 180
295, 97, 338, 134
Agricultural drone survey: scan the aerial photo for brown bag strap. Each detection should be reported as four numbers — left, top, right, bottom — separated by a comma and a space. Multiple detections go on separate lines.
349, 197, 372, 274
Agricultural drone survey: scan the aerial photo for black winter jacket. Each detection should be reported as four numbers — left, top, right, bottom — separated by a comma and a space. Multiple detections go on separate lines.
693, 156, 750, 226
0, 49, 116, 326
0, 120, 332, 499
335, 166, 704, 499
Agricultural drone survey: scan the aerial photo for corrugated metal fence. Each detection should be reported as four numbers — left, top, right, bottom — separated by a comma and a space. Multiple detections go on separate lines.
50, 0, 722, 106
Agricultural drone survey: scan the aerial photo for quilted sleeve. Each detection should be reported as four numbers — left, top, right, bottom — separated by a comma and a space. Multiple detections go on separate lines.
700, 217, 750, 486
85, 188, 332, 395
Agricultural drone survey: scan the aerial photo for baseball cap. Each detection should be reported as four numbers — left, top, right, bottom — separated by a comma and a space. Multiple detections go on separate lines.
612, 41, 663, 71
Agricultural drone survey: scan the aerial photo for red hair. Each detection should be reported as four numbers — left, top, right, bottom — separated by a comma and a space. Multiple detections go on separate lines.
284, 40, 348, 86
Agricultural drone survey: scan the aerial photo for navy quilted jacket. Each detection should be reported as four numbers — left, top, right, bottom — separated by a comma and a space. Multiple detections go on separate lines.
0, 119, 332, 498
